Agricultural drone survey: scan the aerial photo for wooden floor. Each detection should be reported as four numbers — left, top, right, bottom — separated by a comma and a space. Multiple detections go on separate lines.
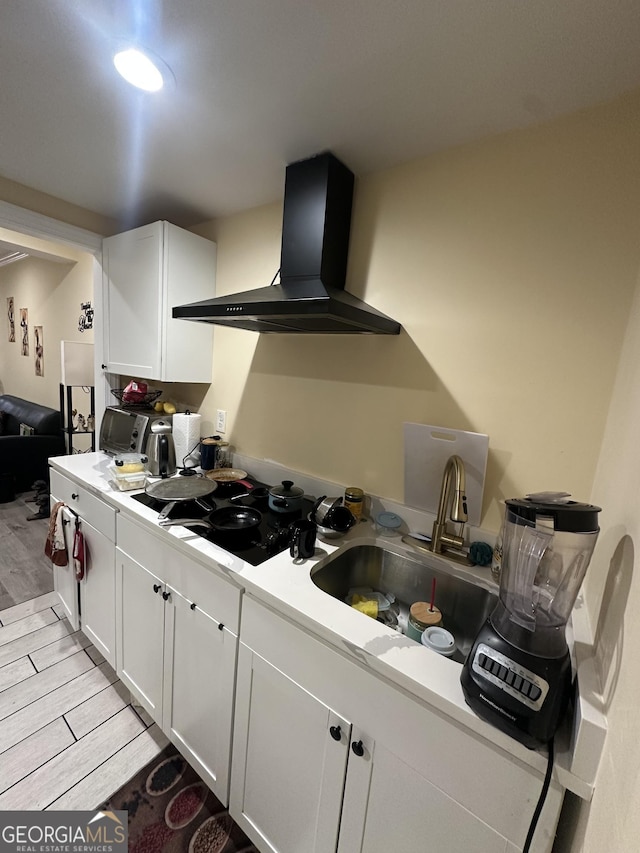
0, 591, 168, 810
0, 492, 55, 611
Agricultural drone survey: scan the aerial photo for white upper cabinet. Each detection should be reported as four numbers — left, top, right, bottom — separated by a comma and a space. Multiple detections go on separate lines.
102, 221, 216, 383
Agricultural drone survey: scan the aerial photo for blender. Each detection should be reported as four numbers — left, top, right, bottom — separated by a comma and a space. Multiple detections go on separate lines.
460, 493, 601, 748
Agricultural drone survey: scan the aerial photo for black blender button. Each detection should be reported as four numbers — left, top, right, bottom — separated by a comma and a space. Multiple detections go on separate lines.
520, 680, 532, 697
496, 664, 508, 682
512, 674, 523, 691
505, 669, 516, 686
529, 684, 542, 701
478, 652, 488, 669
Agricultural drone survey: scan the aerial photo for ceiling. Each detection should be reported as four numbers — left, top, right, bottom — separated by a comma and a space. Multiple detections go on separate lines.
2, 0, 640, 230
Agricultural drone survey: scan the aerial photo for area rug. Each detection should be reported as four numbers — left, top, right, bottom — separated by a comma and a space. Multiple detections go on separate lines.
101, 744, 259, 853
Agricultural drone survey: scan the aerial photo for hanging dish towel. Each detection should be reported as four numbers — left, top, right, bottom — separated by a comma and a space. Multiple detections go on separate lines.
45, 501, 68, 566
73, 523, 86, 581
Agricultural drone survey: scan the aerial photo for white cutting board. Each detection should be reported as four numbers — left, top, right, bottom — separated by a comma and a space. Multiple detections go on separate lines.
403, 423, 489, 526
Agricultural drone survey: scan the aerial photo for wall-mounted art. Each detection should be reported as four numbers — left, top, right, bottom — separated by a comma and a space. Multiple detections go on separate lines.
20, 308, 28, 355
34, 325, 43, 376
7, 297, 14, 342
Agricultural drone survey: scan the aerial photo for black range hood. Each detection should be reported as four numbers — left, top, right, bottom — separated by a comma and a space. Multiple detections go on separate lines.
172, 152, 401, 334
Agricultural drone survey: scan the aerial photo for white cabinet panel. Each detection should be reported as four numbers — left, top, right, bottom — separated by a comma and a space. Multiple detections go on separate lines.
115, 548, 165, 718
79, 517, 116, 666
341, 739, 511, 853
231, 645, 350, 853
163, 587, 237, 803
49, 470, 116, 542
102, 221, 215, 383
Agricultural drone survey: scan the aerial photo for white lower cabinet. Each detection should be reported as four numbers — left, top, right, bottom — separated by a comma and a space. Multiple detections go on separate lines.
115, 514, 241, 805
232, 648, 350, 853
231, 596, 563, 853
50, 469, 117, 665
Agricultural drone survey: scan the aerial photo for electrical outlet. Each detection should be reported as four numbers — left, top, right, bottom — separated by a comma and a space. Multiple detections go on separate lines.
215, 409, 227, 434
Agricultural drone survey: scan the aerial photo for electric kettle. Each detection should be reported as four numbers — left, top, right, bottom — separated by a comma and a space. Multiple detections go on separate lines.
145, 421, 177, 478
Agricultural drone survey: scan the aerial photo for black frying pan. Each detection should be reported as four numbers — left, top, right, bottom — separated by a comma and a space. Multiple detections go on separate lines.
159, 505, 262, 533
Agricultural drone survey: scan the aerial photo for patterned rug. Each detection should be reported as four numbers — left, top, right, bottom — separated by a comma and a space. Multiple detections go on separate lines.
101, 744, 259, 853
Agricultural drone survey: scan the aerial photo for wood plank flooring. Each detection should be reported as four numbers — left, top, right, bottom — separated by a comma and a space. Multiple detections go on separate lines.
0, 492, 54, 610
0, 592, 168, 810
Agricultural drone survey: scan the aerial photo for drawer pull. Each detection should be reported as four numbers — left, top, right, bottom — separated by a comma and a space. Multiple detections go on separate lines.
190, 602, 197, 610
218, 623, 224, 631
71, 493, 79, 500
153, 584, 161, 594
329, 725, 342, 741
162, 591, 170, 601
351, 740, 365, 757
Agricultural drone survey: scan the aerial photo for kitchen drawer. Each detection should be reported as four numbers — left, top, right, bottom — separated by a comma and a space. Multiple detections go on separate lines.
50, 469, 116, 542
117, 513, 241, 633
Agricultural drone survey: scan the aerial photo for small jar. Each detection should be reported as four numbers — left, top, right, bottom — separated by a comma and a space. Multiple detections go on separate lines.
344, 487, 364, 520
405, 601, 442, 641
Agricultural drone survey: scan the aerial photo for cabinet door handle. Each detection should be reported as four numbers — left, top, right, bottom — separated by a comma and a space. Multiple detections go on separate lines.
190, 602, 197, 610
153, 584, 161, 593
329, 725, 342, 742
162, 591, 170, 601
351, 740, 365, 757
101, 363, 108, 370
71, 493, 79, 500
218, 623, 224, 631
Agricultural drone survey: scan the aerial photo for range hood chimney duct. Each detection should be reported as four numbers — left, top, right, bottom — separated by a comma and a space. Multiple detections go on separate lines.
172, 151, 401, 334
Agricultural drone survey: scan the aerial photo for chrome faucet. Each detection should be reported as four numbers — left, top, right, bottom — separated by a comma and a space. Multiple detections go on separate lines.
430, 455, 468, 556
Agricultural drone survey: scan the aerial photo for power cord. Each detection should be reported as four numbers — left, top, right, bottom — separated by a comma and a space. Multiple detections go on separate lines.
523, 738, 554, 853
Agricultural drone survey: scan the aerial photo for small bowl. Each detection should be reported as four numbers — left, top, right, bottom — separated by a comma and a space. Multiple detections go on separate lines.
323, 505, 356, 532
311, 496, 343, 525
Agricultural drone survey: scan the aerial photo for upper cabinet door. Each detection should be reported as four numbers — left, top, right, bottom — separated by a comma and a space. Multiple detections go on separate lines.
102, 221, 216, 383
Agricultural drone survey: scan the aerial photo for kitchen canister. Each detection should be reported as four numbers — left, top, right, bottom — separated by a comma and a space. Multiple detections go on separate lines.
172, 411, 202, 469
200, 435, 229, 470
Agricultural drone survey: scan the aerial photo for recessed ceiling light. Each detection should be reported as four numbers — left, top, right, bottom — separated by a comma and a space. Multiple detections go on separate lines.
113, 47, 166, 92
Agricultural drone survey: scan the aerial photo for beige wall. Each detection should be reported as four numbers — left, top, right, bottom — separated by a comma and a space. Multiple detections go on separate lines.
556, 269, 640, 851
189, 90, 640, 533
0, 236, 94, 411
0, 174, 117, 236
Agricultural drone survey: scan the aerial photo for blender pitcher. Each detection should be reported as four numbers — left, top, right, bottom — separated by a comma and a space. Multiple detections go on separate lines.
461, 492, 601, 748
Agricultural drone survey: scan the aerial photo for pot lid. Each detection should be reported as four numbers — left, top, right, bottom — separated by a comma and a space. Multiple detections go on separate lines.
270, 479, 304, 498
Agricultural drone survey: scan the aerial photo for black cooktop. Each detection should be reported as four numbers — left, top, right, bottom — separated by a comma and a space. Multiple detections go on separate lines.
131, 476, 315, 567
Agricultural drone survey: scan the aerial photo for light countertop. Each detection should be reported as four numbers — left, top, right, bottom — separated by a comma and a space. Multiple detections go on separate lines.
49, 452, 606, 799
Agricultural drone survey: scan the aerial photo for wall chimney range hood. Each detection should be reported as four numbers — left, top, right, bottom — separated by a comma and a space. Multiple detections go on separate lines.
172, 152, 401, 334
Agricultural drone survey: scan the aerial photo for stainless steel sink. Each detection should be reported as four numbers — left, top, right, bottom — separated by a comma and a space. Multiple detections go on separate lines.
310, 542, 498, 662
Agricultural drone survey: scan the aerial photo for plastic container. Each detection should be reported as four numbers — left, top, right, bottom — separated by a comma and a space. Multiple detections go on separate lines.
346, 588, 395, 611
109, 466, 147, 491
110, 454, 148, 491
113, 453, 148, 474
421, 626, 457, 657
375, 511, 402, 536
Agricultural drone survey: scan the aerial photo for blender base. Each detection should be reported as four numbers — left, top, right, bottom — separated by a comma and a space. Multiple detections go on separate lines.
460, 619, 572, 749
